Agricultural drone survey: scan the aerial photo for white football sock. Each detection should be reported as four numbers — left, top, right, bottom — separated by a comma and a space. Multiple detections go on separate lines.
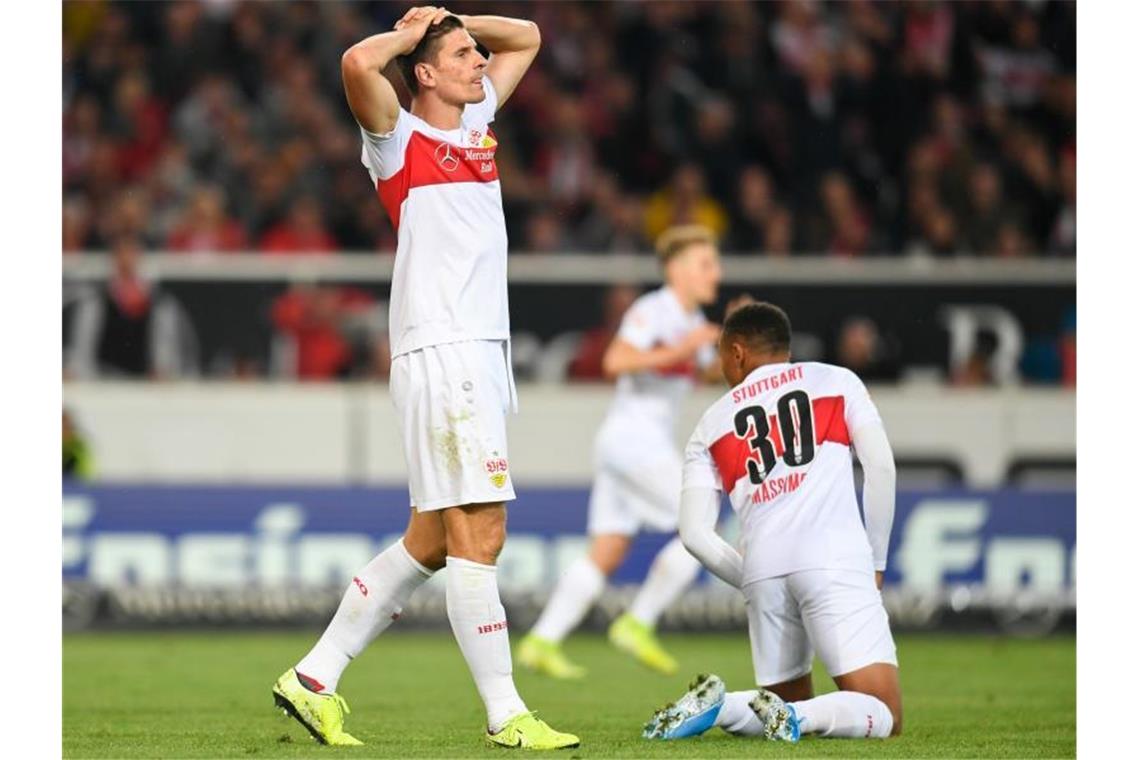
530, 556, 606, 642
296, 539, 433, 693
628, 537, 702, 627
445, 556, 528, 732
714, 690, 764, 735
792, 691, 894, 738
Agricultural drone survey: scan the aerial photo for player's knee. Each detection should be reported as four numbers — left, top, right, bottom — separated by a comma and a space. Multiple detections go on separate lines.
588, 535, 631, 576
447, 520, 505, 564
588, 548, 624, 576
413, 540, 448, 571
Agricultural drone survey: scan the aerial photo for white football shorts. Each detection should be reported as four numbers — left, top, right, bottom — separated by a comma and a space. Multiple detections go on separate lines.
586, 421, 682, 536
745, 568, 898, 686
389, 339, 517, 511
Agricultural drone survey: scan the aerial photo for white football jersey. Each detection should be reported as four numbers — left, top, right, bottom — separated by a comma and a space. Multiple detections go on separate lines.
360, 76, 509, 358
683, 361, 883, 585
601, 287, 716, 439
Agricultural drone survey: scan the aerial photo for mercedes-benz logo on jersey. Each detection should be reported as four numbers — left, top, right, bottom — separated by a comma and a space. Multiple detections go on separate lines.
434, 142, 460, 172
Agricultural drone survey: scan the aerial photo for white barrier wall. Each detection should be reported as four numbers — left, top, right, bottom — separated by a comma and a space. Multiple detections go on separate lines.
64, 382, 1074, 487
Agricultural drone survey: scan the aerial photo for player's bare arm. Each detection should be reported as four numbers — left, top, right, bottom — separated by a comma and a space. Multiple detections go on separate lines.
601, 324, 721, 379
341, 15, 438, 134
453, 14, 541, 108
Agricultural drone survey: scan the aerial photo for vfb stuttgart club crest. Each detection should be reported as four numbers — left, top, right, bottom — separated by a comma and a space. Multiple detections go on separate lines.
484, 456, 509, 488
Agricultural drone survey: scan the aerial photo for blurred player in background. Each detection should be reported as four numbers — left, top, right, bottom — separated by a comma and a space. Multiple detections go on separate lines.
643, 302, 902, 742
272, 6, 579, 750
519, 225, 742, 678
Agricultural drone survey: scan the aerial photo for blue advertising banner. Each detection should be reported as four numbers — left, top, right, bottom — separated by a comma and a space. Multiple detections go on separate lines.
63, 485, 1074, 594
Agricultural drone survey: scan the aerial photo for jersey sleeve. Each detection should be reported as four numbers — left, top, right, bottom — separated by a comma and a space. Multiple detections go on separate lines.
683, 416, 723, 492
461, 75, 498, 125
842, 368, 884, 432
615, 297, 658, 350
359, 109, 414, 184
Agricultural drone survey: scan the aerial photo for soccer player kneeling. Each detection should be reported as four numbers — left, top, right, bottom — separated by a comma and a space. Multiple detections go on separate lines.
643, 302, 902, 742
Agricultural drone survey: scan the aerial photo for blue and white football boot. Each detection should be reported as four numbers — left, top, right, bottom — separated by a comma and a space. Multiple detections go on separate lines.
748, 688, 802, 742
642, 674, 726, 740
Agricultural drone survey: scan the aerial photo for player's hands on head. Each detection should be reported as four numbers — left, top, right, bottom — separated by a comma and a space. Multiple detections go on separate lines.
394, 6, 453, 33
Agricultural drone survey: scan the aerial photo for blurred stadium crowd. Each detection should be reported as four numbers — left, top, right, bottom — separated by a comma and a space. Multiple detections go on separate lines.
63, 0, 1076, 258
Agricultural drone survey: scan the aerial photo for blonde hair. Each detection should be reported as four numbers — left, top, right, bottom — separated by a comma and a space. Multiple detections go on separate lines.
655, 224, 718, 264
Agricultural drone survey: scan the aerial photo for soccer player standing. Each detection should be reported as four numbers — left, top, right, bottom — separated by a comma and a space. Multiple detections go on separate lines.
643, 302, 903, 742
272, 7, 578, 750
519, 226, 730, 678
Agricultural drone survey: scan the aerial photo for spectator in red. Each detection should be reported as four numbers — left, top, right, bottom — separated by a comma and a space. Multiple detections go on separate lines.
259, 196, 338, 255
901, 1, 955, 81
167, 186, 248, 253
270, 284, 373, 380
567, 284, 640, 381
819, 172, 871, 256
109, 70, 168, 182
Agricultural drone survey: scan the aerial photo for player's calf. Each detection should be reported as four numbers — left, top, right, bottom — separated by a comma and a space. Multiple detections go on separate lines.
833, 662, 903, 736
751, 664, 901, 741
403, 508, 448, 570
762, 672, 814, 703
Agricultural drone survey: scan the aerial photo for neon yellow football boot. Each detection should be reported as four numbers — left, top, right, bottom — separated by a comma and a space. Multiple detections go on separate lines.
608, 613, 678, 675
517, 634, 587, 680
485, 711, 580, 750
272, 669, 363, 746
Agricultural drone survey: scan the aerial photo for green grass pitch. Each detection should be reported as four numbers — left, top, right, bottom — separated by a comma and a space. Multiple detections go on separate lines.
64, 631, 1074, 758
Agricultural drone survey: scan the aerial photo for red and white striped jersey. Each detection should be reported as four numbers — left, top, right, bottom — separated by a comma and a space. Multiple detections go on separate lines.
606, 287, 717, 436
683, 361, 883, 584
360, 76, 508, 358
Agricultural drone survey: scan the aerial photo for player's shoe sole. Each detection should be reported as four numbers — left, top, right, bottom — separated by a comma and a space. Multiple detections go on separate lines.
748, 688, 801, 742
273, 690, 328, 744
642, 673, 726, 739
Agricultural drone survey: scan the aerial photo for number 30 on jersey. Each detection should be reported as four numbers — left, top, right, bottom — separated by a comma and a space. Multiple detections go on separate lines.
733, 390, 816, 484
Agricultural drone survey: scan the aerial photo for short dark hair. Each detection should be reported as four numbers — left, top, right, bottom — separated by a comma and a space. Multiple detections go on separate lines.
396, 15, 467, 96
722, 302, 792, 355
